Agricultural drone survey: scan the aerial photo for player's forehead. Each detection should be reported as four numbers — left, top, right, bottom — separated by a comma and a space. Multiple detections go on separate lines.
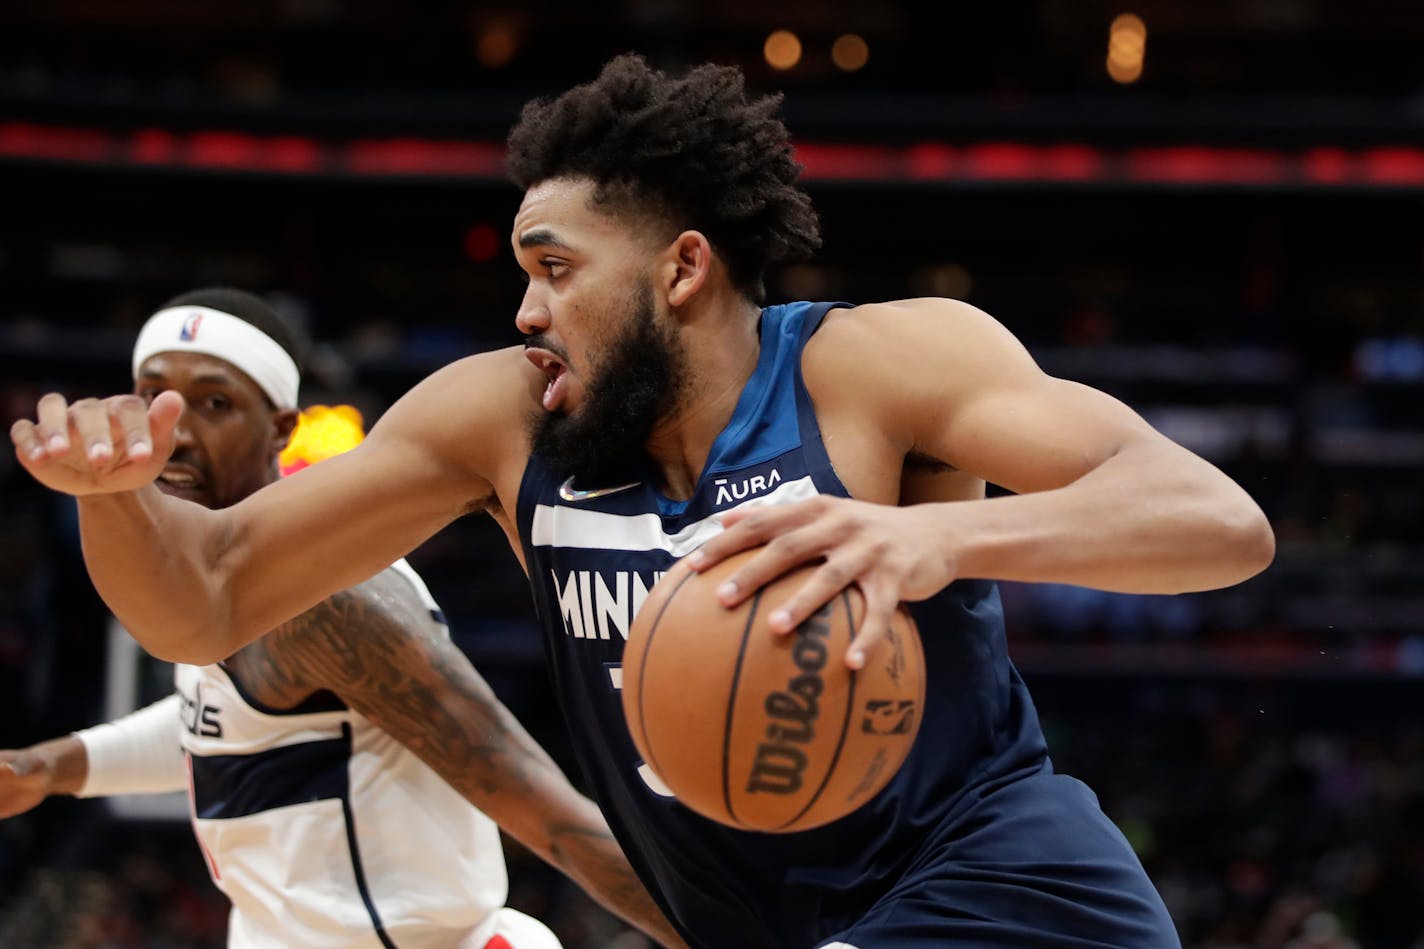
136, 350, 263, 399
513, 177, 627, 251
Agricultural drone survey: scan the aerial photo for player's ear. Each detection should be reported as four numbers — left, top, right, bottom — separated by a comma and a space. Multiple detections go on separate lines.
662, 230, 712, 309
272, 407, 299, 454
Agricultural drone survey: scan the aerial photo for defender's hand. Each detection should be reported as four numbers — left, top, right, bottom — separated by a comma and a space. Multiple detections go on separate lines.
687, 496, 955, 669
10, 390, 183, 496
0, 751, 59, 819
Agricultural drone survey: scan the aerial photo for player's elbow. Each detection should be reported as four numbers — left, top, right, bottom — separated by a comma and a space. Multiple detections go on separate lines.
1213, 497, 1275, 585
128, 612, 245, 666
140, 629, 230, 667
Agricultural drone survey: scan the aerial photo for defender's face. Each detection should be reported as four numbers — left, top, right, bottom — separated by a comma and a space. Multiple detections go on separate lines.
512, 177, 660, 416
135, 351, 292, 509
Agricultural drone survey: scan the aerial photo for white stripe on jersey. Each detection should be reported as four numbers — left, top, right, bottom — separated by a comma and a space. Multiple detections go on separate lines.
530, 474, 819, 554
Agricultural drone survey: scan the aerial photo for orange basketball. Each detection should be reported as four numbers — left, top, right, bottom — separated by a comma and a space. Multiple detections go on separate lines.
621, 548, 925, 833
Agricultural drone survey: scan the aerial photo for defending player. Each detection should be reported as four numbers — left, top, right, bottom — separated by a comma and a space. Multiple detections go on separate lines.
1, 287, 682, 949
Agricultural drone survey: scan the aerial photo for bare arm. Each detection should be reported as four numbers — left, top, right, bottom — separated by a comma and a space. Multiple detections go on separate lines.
244, 569, 685, 948
694, 298, 1274, 663
871, 298, 1274, 590
11, 349, 528, 664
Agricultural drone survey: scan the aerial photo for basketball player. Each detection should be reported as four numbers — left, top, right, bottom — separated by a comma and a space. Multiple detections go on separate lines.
0, 287, 682, 949
12, 56, 1275, 948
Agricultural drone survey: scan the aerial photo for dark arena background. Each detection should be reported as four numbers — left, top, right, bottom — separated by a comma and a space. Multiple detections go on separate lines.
2, 2, 1423, 946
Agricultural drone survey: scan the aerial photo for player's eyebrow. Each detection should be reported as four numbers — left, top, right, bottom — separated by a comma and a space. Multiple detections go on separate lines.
518, 229, 575, 251
138, 368, 240, 387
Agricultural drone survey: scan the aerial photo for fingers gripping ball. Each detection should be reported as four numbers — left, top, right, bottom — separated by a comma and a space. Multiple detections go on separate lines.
622, 549, 924, 833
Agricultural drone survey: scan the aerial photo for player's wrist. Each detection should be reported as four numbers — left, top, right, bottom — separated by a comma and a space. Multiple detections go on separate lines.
27, 737, 88, 797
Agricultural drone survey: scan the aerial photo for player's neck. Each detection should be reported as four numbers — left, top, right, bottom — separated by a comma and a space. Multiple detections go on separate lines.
645, 301, 761, 501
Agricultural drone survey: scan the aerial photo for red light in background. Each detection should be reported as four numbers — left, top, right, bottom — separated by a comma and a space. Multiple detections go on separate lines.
964, 143, 1039, 180
906, 144, 955, 180
1127, 146, 1284, 184
1302, 147, 1352, 184
130, 128, 177, 164
794, 144, 900, 181
464, 223, 501, 263
1363, 148, 1424, 186
1041, 144, 1104, 181
0, 122, 112, 162
265, 136, 322, 173
347, 139, 506, 176
187, 131, 260, 169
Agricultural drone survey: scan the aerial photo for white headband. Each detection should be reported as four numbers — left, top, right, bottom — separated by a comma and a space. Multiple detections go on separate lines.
131, 305, 300, 410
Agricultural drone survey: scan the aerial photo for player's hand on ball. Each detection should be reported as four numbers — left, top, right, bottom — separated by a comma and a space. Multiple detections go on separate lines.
10, 390, 183, 496
686, 495, 955, 669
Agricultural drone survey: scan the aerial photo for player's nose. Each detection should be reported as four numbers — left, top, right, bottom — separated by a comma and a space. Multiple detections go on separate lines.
514, 286, 550, 337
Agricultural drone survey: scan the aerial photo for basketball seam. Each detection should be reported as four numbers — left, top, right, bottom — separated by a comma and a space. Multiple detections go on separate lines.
635, 568, 699, 794
721, 589, 762, 830
774, 588, 858, 832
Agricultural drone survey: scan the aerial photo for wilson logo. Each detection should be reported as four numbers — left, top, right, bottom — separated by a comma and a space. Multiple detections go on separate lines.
714, 468, 782, 506
745, 603, 831, 795
551, 569, 665, 641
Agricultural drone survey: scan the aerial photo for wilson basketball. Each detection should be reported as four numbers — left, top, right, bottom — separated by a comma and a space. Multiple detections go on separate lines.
621, 549, 924, 833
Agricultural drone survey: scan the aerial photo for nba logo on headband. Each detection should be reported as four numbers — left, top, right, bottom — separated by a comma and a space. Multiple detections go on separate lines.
179, 311, 203, 341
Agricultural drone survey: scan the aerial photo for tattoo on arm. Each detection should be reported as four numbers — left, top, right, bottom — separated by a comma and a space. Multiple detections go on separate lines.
257, 569, 684, 946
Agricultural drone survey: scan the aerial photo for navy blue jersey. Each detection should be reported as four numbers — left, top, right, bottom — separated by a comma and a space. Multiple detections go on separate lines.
517, 302, 1178, 948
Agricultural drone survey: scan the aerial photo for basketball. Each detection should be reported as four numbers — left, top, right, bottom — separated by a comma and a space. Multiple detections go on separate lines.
621, 549, 925, 833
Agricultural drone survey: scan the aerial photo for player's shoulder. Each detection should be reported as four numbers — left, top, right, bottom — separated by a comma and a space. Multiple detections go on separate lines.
371, 344, 538, 467
404, 344, 542, 413
808, 297, 1013, 377
826, 297, 1005, 335
263, 561, 443, 668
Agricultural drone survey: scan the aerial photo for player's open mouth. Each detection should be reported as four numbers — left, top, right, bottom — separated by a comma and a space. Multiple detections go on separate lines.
158, 463, 206, 495
525, 347, 569, 411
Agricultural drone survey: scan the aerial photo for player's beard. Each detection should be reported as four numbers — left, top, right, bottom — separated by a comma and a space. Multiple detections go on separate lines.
530, 283, 685, 488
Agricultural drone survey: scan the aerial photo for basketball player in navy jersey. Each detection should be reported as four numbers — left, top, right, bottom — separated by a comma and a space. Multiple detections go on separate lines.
13, 56, 1273, 948
1, 288, 682, 949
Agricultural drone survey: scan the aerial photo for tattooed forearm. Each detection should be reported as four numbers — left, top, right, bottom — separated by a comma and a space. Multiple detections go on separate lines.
549, 818, 682, 945
232, 567, 686, 947
257, 572, 551, 802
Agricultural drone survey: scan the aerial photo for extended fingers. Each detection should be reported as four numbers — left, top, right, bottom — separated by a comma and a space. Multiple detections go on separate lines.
71, 398, 118, 462
10, 417, 45, 462
689, 497, 832, 574
845, 581, 900, 670
757, 551, 873, 634
108, 393, 162, 461
711, 517, 845, 609
34, 392, 72, 454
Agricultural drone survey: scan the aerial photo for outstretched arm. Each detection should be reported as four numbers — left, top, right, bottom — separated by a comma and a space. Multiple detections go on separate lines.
0, 694, 185, 819
9, 350, 522, 664
246, 568, 686, 948
694, 298, 1275, 665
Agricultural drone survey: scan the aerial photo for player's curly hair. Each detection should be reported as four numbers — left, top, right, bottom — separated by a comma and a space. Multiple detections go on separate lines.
506, 53, 822, 304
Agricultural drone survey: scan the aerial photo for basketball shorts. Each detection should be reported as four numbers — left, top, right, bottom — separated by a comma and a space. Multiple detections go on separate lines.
815, 770, 1181, 948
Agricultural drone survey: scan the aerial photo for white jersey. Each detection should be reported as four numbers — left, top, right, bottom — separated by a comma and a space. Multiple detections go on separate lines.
173, 559, 515, 949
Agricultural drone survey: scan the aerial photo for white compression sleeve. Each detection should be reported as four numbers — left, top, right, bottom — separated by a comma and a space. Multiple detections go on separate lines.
74, 693, 188, 797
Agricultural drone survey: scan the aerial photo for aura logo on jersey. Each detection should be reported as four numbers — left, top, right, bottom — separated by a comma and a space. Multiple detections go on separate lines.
551, 569, 667, 641
745, 603, 831, 795
713, 467, 783, 506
